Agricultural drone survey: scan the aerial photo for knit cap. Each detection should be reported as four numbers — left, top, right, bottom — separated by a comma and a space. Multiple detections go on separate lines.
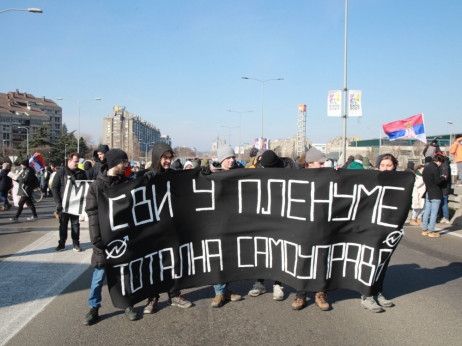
106, 149, 128, 169
217, 145, 235, 163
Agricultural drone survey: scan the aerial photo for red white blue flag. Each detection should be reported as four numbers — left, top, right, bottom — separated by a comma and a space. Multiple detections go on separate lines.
29, 152, 46, 172
382, 114, 426, 144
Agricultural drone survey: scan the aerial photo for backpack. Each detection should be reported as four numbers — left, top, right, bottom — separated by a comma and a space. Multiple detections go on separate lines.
29, 173, 40, 189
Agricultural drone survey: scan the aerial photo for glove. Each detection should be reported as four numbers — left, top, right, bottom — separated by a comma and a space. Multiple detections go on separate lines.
200, 165, 211, 175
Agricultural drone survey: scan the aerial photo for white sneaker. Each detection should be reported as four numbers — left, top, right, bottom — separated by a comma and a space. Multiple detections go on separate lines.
273, 284, 284, 301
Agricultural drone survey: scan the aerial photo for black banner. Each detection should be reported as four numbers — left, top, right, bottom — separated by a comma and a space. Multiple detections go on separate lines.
98, 168, 414, 308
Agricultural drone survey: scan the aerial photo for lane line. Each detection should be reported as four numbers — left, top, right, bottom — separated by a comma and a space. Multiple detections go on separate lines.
0, 225, 91, 346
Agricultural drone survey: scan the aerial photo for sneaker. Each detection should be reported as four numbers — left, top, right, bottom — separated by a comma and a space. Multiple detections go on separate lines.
211, 294, 225, 308
422, 230, 429, 236
291, 297, 306, 310
273, 284, 284, 301
439, 217, 450, 224
428, 231, 441, 238
224, 290, 242, 302
361, 296, 384, 313
416, 218, 423, 226
124, 306, 139, 321
84, 307, 99, 325
377, 292, 393, 307
409, 219, 419, 226
53, 244, 65, 252
26, 216, 38, 221
248, 281, 266, 297
143, 298, 158, 314
169, 295, 192, 308
73, 243, 82, 252
9, 217, 18, 222
315, 292, 330, 311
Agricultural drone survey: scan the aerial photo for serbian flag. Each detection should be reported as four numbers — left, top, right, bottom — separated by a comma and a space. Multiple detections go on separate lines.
382, 114, 426, 144
29, 152, 46, 172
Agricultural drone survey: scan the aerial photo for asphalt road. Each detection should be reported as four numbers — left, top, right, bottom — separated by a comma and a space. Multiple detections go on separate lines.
1, 199, 462, 345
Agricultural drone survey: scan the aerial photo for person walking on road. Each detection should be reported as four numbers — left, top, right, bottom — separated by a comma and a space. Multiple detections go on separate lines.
291, 146, 331, 312
0, 163, 13, 210
52, 152, 87, 252
410, 165, 425, 226
139, 142, 193, 314
9, 160, 38, 222
449, 134, 462, 184
84, 149, 139, 325
421, 154, 446, 238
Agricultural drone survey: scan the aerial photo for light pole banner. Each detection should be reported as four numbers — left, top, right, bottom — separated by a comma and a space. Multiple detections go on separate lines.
348, 90, 363, 117
327, 90, 342, 117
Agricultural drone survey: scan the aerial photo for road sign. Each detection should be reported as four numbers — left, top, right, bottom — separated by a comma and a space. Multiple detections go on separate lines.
9, 156, 18, 164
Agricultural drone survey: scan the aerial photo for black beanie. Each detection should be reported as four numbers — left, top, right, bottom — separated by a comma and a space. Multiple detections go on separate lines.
21, 159, 29, 166
106, 149, 128, 169
260, 150, 283, 168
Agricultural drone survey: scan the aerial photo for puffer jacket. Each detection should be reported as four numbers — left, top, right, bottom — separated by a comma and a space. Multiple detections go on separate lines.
85, 167, 130, 268
17, 166, 36, 198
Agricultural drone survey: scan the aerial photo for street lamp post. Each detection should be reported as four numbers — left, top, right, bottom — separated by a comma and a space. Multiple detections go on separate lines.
57, 97, 102, 154
220, 125, 238, 149
142, 142, 156, 162
241, 77, 283, 148
2, 140, 7, 157
447, 121, 454, 147
228, 110, 253, 160
64, 143, 68, 164
17, 126, 29, 158
0, 8, 42, 14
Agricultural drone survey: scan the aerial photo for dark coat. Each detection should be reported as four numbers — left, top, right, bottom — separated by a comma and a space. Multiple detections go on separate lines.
422, 161, 445, 200
51, 166, 87, 211
0, 168, 13, 194
441, 157, 452, 195
17, 166, 36, 198
85, 169, 129, 268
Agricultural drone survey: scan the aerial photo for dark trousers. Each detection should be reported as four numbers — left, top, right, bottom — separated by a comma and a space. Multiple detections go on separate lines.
15, 196, 37, 218
59, 213, 80, 245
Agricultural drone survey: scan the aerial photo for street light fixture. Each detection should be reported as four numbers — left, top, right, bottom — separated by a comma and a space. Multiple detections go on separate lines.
227, 110, 253, 160
57, 97, 102, 154
17, 126, 29, 158
0, 8, 43, 14
241, 77, 283, 148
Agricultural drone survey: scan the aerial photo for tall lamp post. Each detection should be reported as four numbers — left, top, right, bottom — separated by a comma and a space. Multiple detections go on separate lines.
0, 8, 42, 14
57, 97, 102, 154
227, 110, 253, 160
2, 140, 7, 157
142, 142, 156, 162
17, 126, 29, 158
220, 125, 238, 150
447, 121, 454, 146
64, 143, 68, 164
241, 77, 283, 148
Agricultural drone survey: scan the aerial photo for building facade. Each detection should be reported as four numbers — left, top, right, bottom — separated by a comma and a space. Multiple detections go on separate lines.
103, 107, 170, 161
0, 90, 62, 149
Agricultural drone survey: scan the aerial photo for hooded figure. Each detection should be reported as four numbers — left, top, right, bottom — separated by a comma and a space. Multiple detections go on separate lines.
87, 144, 110, 180
423, 139, 441, 159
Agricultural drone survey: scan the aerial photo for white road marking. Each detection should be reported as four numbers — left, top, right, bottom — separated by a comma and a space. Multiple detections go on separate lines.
0, 225, 91, 346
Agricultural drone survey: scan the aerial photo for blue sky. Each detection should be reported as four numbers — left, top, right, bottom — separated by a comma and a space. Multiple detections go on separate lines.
1, 0, 461, 151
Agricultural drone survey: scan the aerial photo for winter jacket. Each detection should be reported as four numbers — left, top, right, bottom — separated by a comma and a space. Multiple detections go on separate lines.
85, 168, 130, 268
422, 162, 445, 200
17, 166, 37, 198
51, 166, 87, 212
0, 168, 13, 195
346, 161, 364, 170
423, 142, 441, 158
441, 157, 452, 195
411, 172, 426, 210
449, 137, 462, 163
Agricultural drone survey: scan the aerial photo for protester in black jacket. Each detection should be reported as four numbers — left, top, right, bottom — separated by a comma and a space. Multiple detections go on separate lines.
0, 163, 13, 210
10, 160, 38, 221
52, 152, 87, 252
439, 155, 452, 224
83, 149, 139, 325
140, 142, 193, 314
87, 144, 109, 180
422, 154, 446, 237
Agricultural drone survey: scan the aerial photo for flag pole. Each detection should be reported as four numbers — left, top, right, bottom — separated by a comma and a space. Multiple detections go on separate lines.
342, 0, 348, 164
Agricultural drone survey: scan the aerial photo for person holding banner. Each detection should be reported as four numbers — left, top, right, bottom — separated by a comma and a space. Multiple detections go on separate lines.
359, 154, 398, 313
52, 152, 87, 252
210, 145, 243, 308
9, 160, 39, 222
84, 149, 139, 325
140, 142, 193, 314
292, 146, 330, 311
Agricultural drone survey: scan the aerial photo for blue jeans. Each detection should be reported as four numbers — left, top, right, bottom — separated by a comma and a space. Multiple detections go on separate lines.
422, 195, 441, 232
88, 267, 106, 308
214, 283, 228, 295
442, 195, 449, 220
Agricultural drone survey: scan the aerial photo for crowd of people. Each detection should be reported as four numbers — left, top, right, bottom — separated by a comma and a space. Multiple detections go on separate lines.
1, 134, 461, 324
